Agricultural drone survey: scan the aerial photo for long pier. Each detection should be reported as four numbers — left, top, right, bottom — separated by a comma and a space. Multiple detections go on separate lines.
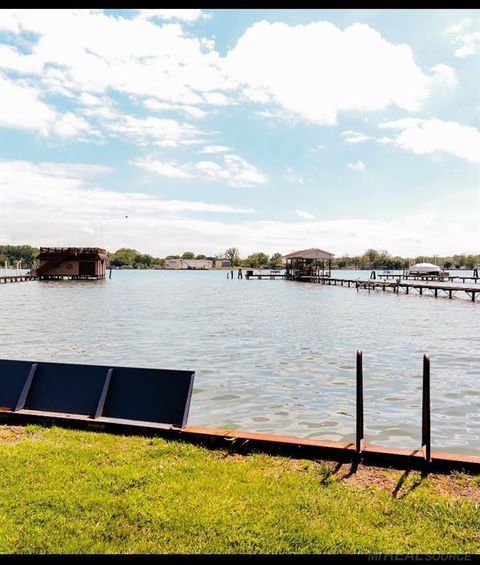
245, 272, 479, 302
379, 273, 479, 284
0, 274, 103, 283
317, 276, 478, 302
0, 274, 36, 284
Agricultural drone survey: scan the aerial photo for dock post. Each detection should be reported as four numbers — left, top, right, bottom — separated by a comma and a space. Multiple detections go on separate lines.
356, 350, 364, 454
422, 354, 431, 463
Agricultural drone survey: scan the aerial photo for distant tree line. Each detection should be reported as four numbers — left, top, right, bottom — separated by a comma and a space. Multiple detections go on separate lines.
107, 247, 285, 269
1, 244, 478, 271
334, 249, 480, 270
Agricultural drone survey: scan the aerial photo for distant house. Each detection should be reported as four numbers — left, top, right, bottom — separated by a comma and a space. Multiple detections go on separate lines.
34, 247, 107, 279
164, 259, 213, 270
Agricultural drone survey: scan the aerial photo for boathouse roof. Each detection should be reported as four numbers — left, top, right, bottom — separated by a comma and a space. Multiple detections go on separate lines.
409, 262, 441, 273
283, 248, 335, 260
38, 247, 107, 258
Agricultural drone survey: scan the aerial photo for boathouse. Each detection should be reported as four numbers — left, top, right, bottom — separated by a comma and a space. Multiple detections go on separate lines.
34, 247, 107, 280
284, 248, 335, 281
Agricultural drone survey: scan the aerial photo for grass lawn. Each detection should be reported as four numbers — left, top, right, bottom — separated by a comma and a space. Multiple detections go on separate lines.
0, 424, 478, 554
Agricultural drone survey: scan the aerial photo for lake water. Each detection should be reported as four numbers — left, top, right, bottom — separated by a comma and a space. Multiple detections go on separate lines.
1, 269, 479, 456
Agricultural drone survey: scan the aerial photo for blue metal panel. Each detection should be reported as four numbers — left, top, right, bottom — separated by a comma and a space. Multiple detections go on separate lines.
0, 360, 34, 409
25, 362, 108, 416
101, 366, 194, 427
0, 359, 195, 427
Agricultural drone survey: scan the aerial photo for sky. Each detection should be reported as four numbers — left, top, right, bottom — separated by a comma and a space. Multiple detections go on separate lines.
0, 8, 479, 257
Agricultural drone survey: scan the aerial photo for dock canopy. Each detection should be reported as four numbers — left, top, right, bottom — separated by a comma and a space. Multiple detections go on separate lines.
408, 263, 442, 275
284, 248, 335, 280
0, 359, 195, 429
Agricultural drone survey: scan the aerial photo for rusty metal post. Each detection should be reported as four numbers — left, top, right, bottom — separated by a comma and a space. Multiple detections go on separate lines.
422, 354, 431, 462
356, 350, 364, 454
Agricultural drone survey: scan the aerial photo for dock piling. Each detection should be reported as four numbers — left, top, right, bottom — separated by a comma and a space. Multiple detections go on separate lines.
356, 350, 364, 454
422, 354, 431, 463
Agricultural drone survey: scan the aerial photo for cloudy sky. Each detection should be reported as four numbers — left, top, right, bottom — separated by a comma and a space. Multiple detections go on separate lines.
0, 9, 479, 257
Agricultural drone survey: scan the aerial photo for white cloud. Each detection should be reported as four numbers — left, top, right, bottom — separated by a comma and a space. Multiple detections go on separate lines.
296, 210, 315, 219
379, 118, 480, 164
134, 154, 268, 188
429, 64, 457, 88
0, 159, 254, 246
309, 144, 326, 153
0, 74, 95, 139
134, 9, 207, 22
347, 160, 366, 171
53, 113, 94, 139
342, 130, 373, 144
0, 160, 477, 257
0, 12, 460, 143
284, 167, 304, 184
224, 20, 456, 125
0, 9, 230, 114
105, 115, 204, 147
199, 145, 232, 154
142, 98, 208, 119
445, 18, 480, 58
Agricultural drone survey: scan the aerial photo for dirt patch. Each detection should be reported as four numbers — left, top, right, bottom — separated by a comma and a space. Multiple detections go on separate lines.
428, 474, 480, 503
315, 460, 480, 503
0, 425, 31, 444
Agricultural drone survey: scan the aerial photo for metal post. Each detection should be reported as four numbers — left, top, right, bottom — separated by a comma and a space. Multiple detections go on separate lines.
15, 363, 38, 412
356, 350, 364, 454
422, 354, 431, 462
94, 368, 113, 419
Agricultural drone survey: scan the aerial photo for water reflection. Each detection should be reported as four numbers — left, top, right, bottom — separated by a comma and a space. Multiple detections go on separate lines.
1, 269, 478, 455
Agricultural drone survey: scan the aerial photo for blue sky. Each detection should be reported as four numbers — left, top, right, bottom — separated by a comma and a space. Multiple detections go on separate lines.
0, 9, 478, 257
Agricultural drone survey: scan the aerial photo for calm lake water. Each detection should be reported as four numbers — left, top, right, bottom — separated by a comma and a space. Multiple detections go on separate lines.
1, 269, 479, 456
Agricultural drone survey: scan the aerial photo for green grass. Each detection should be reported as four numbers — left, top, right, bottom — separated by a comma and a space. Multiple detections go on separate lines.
0, 424, 478, 554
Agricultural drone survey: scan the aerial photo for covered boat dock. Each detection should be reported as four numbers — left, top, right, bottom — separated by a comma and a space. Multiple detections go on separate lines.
284, 248, 335, 281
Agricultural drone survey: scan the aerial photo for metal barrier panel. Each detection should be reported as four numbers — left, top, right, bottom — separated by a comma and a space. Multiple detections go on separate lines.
0, 360, 34, 409
0, 359, 195, 427
25, 362, 107, 416
102, 366, 194, 427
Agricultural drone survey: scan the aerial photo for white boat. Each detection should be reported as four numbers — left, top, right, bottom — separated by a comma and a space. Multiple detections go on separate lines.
408, 262, 448, 276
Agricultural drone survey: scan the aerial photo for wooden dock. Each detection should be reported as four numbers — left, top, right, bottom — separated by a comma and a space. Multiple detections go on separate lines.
245, 272, 479, 302
318, 277, 479, 302
378, 273, 479, 284
245, 273, 286, 280
0, 274, 35, 284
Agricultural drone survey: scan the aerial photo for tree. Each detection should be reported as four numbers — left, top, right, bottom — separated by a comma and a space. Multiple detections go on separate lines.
133, 253, 153, 268
244, 252, 269, 268
268, 252, 284, 269
109, 248, 138, 267
182, 251, 195, 260
223, 247, 241, 266
0, 245, 38, 268
195, 254, 206, 260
